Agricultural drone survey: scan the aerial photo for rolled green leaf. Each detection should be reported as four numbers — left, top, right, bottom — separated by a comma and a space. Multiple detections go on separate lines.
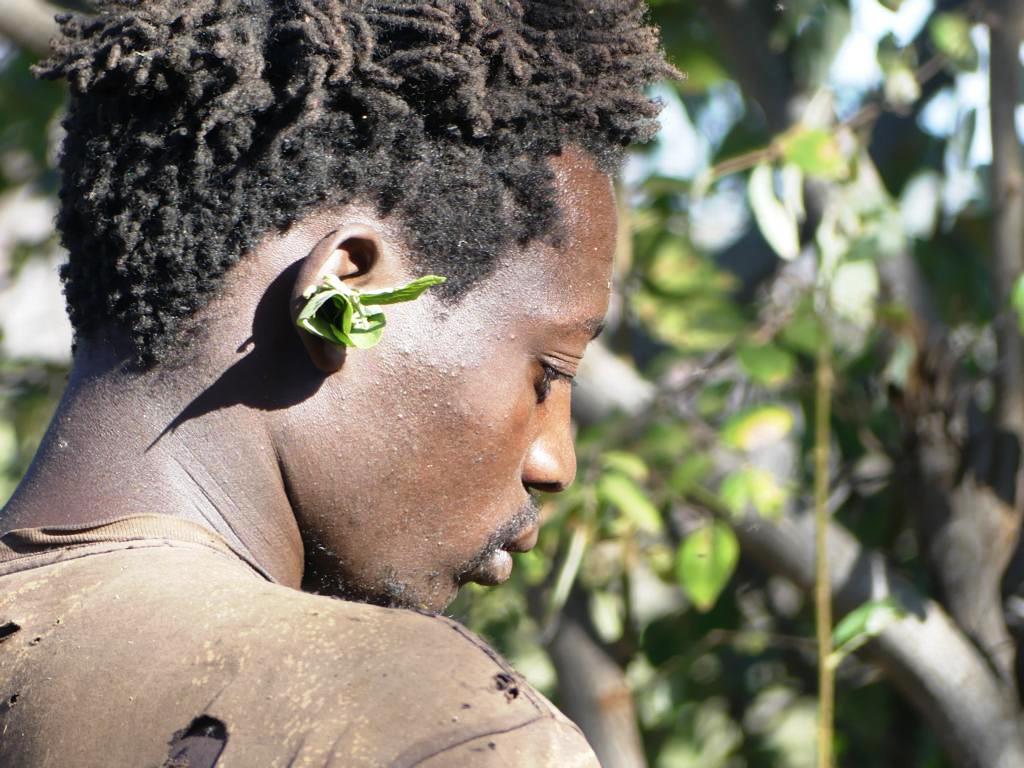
297, 274, 446, 349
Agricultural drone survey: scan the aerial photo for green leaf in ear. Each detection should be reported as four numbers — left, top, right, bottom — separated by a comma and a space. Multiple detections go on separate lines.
360, 275, 447, 305
297, 274, 446, 349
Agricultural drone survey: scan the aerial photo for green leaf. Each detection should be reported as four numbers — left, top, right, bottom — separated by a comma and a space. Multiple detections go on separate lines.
779, 298, 822, 356
639, 423, 692, 465
719, 467, 787, 519
930, 13, 978, 71
830, 260, 880, 330
598, 472, 662, 533
884, 65, 921, 108
675, 522, 739, 612
829, 598, 907, 667
645, 238, 735, 296
346, 305, 387, 349
832, 598, 904, 648
600, 451, 649, 481
778, 128, 848, 180
721, 406, 794, 452
298, 278, 344, 319
883, 336, 917, 390
1013, 275, 1024, 333
634, 290, 746, 353
668, 454, 713, 495
671, 45, 729, 93
589, 590, 625, 643
748, 163, 800, 261
296, 277, 355, 345
780, 163, 806, 223
737, 342, 796, 387
360, 275, 447, 305
296, 274, 445, 348
546, 522, 589, 623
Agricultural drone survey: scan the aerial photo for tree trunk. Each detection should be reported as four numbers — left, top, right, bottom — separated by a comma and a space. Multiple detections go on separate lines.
548, 617, 647, 768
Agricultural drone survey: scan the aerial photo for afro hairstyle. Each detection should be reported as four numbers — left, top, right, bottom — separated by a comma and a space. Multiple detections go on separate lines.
37, 0, 675, 364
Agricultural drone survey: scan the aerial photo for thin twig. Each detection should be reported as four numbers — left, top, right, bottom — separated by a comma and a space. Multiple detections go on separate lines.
705, 52, 950, 186
815, 310, 834, 768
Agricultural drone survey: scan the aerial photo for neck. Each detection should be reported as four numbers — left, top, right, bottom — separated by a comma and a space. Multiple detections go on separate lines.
0, 338, 305, 587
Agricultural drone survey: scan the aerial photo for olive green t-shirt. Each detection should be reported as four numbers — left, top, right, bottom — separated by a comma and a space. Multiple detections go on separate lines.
0, 515, 598, 767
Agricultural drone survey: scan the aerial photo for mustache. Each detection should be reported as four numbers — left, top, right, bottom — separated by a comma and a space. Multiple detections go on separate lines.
457, 496, 541, 578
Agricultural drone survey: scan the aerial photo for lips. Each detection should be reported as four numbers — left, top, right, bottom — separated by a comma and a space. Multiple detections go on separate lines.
462, 518, 541, 587
503, 522, 539, 553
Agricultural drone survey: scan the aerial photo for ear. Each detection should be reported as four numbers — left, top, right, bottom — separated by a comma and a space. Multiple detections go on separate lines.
290, 225, 384, 374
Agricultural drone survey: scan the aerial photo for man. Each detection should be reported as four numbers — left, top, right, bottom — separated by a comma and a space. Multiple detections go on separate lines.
0, 1, 672, 765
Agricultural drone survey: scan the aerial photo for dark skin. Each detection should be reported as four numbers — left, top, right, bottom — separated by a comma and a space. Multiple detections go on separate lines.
0, 147, 616, 612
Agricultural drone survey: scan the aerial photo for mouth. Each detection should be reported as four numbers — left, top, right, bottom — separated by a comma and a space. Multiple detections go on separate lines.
503, 522, 540, 553
459, 509, 541, 587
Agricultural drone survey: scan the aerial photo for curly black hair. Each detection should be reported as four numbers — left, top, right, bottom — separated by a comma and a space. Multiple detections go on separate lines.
36, 0, 673, 364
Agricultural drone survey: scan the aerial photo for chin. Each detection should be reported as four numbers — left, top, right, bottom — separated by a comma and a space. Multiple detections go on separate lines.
304, 570, 459, 613
378, 577, 457, 613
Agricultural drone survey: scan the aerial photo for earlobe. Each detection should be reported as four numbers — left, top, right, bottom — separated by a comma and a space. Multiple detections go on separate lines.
290, 226, 384, 374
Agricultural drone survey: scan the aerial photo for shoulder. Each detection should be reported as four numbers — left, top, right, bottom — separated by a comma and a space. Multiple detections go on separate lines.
192, 566, 597, 766
0, 542, 598, 767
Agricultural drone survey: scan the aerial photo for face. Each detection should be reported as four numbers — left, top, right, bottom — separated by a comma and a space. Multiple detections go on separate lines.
271, 149, 616, 611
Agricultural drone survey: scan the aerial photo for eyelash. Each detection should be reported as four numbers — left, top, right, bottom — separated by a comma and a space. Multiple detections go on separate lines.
535, 362, 574, 404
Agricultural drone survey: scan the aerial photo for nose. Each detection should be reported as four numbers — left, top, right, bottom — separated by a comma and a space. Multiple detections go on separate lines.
522, 402, 577, 493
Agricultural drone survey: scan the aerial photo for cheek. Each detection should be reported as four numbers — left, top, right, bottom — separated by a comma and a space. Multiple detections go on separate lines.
285, 339, 537, 552
275, 292, 546, 596
383, 344, 535, 487
377, 301, 539, 477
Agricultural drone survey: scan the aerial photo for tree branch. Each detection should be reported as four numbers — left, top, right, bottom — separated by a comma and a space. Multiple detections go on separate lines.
0, 0, 62, 58
547, 616, 647, 768
730, 508, 1024, 768
696, 0, 791, 133
883, 238, 1022, 688
575, 344, 1024, 768
573, 342, 656, 426
902, 6, 1024, 692
859, 7, 1024, 690
988, 3, 1024, 504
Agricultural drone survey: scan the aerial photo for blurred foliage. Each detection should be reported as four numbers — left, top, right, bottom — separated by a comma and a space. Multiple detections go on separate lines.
455, 2, 1003, 767
0, 1, 1016, 766
0, 49, 62, 192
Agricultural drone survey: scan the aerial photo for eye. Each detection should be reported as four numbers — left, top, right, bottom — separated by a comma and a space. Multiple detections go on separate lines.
534, 362, 574, 404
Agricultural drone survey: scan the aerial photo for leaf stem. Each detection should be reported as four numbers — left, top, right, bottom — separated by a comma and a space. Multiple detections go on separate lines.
541, 495, 594, 642
705, 145, 779, 184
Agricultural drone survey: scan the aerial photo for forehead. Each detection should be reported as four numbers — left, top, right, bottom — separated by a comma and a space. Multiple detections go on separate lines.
490, 149, 617, 329
550, 149, 617, 269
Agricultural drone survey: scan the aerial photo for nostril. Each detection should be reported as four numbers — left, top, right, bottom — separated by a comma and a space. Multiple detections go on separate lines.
525, 480, 567, 495
523, 439, 576, 493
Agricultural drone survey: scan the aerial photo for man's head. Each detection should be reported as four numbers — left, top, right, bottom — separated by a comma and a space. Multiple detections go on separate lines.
37, 0, 672, 609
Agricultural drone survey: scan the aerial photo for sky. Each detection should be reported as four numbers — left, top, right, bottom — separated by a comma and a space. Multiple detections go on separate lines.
642, 0, 1019, 175
624, 0, 1020, 248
